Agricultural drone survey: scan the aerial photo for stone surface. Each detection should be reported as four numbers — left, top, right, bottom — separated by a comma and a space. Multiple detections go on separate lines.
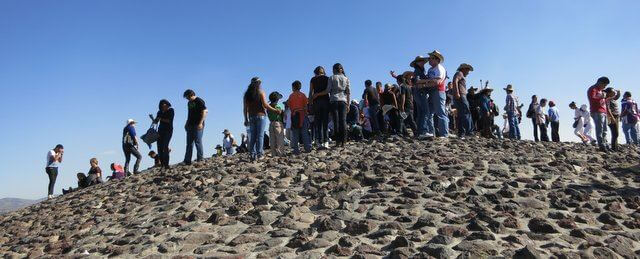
1, 138, 639, 257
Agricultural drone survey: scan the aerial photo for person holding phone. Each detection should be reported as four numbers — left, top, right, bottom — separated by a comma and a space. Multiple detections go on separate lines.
45, 144, 64, 199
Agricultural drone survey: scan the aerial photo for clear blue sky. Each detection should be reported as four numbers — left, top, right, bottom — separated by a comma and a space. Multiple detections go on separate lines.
1, 1, 638, 199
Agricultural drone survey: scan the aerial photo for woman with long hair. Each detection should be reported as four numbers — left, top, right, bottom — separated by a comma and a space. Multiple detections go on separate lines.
151, 99, 174, 168
309, 66, 330, 149
326, 63, 351, 147
243, 77, 281, 160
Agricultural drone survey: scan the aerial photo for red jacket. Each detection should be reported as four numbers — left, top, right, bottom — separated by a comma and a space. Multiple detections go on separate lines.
587, 85, 607, 114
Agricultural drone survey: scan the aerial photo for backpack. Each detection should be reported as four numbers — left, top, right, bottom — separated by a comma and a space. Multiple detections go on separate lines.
625, 102, 639, 124
526, 105, 535, 118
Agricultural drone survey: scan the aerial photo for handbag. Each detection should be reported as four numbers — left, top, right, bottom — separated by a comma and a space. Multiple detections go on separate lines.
141, 124, 159, 149
572, 119, 579, 129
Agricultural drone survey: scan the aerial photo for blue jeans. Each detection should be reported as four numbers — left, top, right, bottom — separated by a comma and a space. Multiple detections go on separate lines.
369, 103, 380, 133
591, 112, 608, 147
507, 111, 521, 140
622, 122, 638, 144
455, 96, 473, 136
184, 125, 204, 163
249, 115, 267, 159
413, 88, 430, 135
290, 117, 312, 154
429, 89, 448, 137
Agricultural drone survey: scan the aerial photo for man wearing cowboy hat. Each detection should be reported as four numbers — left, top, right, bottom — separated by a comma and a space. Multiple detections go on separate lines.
122, 119, 142, 174
222, 129, 236, 156
453, 63, 474, 138
504, 84, 521, 140
410, 55, 432, 138
426, 50, 448, 137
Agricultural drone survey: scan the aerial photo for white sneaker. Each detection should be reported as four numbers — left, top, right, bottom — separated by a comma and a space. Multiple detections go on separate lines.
323, 142, 330, 149
47, 195, 53, 199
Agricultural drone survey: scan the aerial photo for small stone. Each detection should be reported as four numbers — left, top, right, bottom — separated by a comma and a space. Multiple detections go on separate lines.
514, 245, 544, 259
528, 218, 559, 234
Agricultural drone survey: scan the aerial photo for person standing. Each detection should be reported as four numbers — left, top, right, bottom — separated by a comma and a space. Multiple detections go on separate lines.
288, 80, 312, 154
426, 50, 448, 137
587, 77, 611, 152
309, 66, 331, 149
363, 80, 381, 136
183, 89, 208, 164
151, 99, 174, 168
621, 91, 639, 145
122, 119, 142, 174
411, 56, 432, 138
570, 102, 589, 143
548, 101, 560, 142
478, 87, 495, 138
536, 99, 550, 142
605, 88, 621, 151
326, 63, 351, 147
243, 77, 280, 161
222, 129, 236, 156
504, 84, 521, 140
526, 95, 540, 141
395, 72, 417, 136
267, 92, 285, 156
45, 144, 64, 199
453, 64, 474, 138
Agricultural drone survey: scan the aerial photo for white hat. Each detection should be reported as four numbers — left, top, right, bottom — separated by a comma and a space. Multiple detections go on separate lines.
127, 119, 136, 125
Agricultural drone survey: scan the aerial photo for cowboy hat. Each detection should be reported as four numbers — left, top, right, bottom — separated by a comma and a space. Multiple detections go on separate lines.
222, 129, 230, 134
428, 50, 444, 63
457, 63, 473, 71
468, 86, 478, 92
479, 87, 494, 94
503, 84, 514, 91
251, 77, 261, 83
401, 71, 414, 78
410, 56, 428, 68
126, 119, 136, 125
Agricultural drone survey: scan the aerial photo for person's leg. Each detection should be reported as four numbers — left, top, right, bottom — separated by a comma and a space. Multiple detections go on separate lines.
540, 124, 549, 141
123, 145, 132, 173
184, 126, 194, 164
433, 91, 448, 137
507, 112, 517, 139
425, 90, 437, 136
302, 118, 312, 152
404, 112, 417, 136
195, 127, 204, 161
552, 121, 560, 142
46, 167, 57, 196
415, 90, 429, 136
630, 123, 639, 144
338, 101, 348, 144
255, 116, 266, 158
132, 146, 142, 173
592, 113, 608, 148
531, 118, 538, 141
369, 104, 380, 134
290, 128, 300, 154
269, 122, 278, 156
277, 122, 286, 155
610, 121, 619, 150
622, 122, 632, 144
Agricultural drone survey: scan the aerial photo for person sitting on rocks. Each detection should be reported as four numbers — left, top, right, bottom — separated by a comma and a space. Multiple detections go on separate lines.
85, 158, 103, 186
62, 173, 90, 194
236, 134, 249, 153
214, 145, 223, 157
108, 163, 126, 180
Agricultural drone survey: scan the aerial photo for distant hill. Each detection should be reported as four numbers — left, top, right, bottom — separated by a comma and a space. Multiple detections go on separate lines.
0, 198, 41, 214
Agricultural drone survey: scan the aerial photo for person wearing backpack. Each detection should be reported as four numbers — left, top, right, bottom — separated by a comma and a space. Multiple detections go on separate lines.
526, 95, 540, 141
621, 91, 639, 145
287, 80, 312, 154
122, 119, 142, 174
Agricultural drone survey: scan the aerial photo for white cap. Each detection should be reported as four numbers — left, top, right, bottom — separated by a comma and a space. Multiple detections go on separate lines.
127, 119, 136, 125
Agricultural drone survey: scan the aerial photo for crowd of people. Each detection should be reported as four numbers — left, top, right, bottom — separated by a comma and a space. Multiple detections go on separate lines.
44, 50, 640, 198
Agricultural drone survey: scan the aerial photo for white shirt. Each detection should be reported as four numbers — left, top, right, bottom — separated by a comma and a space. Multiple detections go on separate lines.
46, 150, 59, 168
427, 64, 446, 80
223, 135, 234, 149
536, 105, 547, 125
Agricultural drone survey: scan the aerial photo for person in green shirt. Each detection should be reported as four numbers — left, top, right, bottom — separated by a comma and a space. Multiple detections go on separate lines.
268, 92, 285, 156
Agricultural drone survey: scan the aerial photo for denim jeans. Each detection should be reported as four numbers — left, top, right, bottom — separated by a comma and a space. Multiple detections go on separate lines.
591, 112, 608, 147
455, 96, 473, 136
248, 115, 267, 159
429, 89, 448, 137
46, 167, 58, 196
551, 121, 560, 142
123, 143, 142, 173
291, 117, 312, 154
184, 125, 204, 163
507, 111, 521, 140
622, 122, 639, 144
413, 88, 430, 136
331, 101, 348, 144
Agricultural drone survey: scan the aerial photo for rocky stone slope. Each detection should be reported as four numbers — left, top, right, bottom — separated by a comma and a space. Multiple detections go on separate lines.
1, 138, 640, 258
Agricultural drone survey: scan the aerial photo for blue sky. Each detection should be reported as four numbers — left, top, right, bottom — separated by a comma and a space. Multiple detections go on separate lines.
1, 0, 639, 199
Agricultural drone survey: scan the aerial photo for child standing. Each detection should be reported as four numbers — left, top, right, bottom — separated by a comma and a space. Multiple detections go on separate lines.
268, 92, 285, 156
